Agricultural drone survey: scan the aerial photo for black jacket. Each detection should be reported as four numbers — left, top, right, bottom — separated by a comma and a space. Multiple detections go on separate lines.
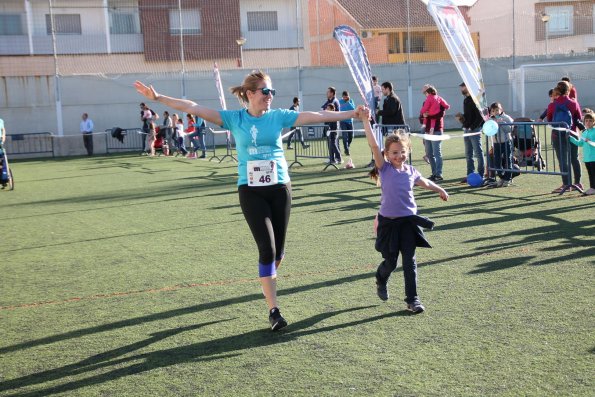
378, 94, 405, 126
375, 214, 434, 255
462, 95, 484, 130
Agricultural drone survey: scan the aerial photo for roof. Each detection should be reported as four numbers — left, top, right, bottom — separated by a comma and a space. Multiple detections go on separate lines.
336, 0, 436, 29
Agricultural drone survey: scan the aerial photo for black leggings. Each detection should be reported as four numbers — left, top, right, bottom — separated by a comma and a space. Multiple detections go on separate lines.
238, 183, 291, 266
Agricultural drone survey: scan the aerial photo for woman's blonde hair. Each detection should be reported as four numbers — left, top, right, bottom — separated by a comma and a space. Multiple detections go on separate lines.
230, 70, 271, 105
369, 129, 410, 185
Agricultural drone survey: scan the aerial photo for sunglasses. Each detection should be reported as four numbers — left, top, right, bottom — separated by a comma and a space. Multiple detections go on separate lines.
256, 87, 276, 96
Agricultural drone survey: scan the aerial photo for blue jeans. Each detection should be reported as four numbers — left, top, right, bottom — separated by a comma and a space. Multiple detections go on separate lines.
552, 131, 581, 185
187, 131, 206, 153
464, 130, 485, 176
424, 138, 443, 176
340, 121, 353, 154
492, 141, 513, 181
327, 130, 341, 162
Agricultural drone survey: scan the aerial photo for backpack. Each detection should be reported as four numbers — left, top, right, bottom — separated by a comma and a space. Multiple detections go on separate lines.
552, 99, 572, 129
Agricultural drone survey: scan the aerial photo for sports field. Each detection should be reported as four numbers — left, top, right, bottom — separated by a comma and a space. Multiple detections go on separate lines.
1, 137, 593, 396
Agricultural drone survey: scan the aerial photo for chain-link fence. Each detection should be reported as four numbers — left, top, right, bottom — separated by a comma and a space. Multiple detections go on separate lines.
1, 0, 594, 138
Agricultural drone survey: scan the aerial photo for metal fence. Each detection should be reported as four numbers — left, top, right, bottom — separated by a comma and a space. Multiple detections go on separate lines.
5, 133, 54, 157
485, 121, 578, 194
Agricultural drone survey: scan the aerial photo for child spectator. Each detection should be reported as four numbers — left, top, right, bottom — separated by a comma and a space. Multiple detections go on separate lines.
419, 85, 450, 135
173, 114, 188, 156
185, 114, 197, 158
359, 108, 449, 313
569, 112, 595, 195
488, 102, 515, 187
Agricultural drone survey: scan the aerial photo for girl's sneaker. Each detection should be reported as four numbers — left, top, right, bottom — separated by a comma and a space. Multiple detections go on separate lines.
406, 300, 425, 314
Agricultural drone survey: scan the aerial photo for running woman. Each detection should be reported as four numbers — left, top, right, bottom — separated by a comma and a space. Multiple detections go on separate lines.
135, 71, 362, 330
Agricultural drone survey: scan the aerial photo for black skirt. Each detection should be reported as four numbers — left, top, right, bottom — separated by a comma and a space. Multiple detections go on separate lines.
375, 214, 434, 254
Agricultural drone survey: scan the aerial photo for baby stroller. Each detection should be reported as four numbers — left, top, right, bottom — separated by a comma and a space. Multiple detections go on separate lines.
512, 117, 546, 171
0, 145, 14, 190
152, 126, 169, 156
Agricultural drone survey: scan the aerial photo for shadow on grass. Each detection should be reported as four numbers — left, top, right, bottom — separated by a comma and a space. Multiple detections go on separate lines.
1, 305, 406, 396
0, 272, 374, 355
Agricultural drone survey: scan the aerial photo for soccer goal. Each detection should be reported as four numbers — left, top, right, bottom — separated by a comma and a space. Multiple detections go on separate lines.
509, 60, 595, 117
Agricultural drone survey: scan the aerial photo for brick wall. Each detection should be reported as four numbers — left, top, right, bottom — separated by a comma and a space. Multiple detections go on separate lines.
139, 0, 241, 62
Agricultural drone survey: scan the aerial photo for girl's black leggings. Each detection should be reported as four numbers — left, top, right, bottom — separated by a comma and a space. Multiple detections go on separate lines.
238, 183, 291, 274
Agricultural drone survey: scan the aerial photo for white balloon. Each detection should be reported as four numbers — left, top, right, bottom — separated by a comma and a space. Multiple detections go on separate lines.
482, 119, 499, 136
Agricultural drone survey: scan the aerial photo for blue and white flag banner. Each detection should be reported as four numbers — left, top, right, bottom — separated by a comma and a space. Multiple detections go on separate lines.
333, 25, 376, 120
426, 0, 487, 119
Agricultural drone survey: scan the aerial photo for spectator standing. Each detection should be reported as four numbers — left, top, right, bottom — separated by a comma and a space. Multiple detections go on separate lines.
0, 116, 5, 145
321, 86, 341, 114
162, 110, 174, 153
421, 86, 449, 181
546, 80, 583, 192
376, 82, 405, 133
459, 82, 485, 183
187, 114, 207, 159
561, 76, 578, 102
339, 91, 356, 155
80, 113, 94, 156
372, 76, 382, 111
286, 97, 309, 150
324, 103, 342, 164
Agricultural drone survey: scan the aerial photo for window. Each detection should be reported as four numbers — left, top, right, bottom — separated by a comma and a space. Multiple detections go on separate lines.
169, 9, 201, 35
0, 14, 24, 35
110, 12, 139, 34
45, 14, 82, 35
545, 6, 573, 35
247, 11, 278, 32
404, 32, 426, 53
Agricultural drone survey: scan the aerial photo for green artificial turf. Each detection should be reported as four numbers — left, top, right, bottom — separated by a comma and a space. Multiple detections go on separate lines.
1, 136, 593, 396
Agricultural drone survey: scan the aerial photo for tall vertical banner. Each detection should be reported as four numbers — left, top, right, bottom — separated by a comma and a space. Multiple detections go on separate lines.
333, 25, 376, 122
213, 62, 227, 110
213, 62, 230, 140
426, 0, 487, 119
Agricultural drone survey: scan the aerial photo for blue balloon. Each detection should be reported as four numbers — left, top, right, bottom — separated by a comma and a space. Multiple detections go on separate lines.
467, 172, 483, 187
482, 119, 499, 136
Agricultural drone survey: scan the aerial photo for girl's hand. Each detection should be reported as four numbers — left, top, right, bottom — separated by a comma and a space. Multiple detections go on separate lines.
134, 81, 159, 101
438, 189, 449, 201
356, 105, 370, 121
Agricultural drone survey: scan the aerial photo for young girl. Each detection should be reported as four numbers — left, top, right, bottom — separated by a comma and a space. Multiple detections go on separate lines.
360, 108, 449, 313
173, 114, 188, 156
185, 114, 197, 158
419, 85, 450, 135
569, 112, 595, 195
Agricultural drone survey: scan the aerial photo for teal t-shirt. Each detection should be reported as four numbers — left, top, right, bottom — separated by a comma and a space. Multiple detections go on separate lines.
219, 108, 299, 186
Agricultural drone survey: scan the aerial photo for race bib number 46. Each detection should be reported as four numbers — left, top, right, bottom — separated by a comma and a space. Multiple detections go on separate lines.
248, 160, 278, 186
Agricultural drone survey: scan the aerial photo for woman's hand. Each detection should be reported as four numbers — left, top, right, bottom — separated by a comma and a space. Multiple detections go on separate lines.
134, 81, 159, 101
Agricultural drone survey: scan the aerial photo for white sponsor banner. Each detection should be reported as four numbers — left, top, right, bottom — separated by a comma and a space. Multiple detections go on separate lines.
427, 0, 487, 119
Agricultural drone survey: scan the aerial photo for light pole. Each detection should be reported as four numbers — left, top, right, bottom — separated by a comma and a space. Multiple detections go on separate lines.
236, 37, 246, 68
541, 12, 550, 58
